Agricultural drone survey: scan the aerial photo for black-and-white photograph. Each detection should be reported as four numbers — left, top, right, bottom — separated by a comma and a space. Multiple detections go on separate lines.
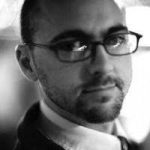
0, 0, 150, 150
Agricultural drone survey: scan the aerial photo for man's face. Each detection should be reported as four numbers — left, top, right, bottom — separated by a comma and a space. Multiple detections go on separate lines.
31, 0, 132, 123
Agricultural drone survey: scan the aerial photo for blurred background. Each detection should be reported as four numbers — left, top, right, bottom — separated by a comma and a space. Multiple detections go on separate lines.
0, 0, 150, 150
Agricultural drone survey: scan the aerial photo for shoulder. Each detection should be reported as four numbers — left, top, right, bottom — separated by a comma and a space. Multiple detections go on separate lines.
14, 102, 65, 150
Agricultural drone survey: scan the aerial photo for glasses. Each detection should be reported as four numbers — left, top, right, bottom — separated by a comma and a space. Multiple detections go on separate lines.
24, 31, 142, 63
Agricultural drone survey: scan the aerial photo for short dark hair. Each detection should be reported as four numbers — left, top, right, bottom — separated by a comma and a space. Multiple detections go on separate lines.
21, 0, 40, 43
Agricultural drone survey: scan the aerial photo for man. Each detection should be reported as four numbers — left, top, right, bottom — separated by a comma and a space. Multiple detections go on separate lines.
14, 0, 142, 149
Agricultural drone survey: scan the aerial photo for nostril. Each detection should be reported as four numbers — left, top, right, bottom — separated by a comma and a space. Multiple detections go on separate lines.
93, 71, 102, 78
89, 62, 114, 78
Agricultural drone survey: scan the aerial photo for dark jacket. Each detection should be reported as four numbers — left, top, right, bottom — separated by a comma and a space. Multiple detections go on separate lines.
14, 103, 139, 150
14, 103, 64, 150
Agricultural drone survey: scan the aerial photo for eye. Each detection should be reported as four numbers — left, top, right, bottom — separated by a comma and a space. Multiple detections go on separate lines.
72, 41, 87, 52
105, 34, 127, 48
52, 40, 87, 52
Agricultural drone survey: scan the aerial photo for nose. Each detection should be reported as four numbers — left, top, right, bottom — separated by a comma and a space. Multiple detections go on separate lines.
88, 45, 114, 77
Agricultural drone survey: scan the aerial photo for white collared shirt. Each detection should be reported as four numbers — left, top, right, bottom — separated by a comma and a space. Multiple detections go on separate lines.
39, 100, 130, 150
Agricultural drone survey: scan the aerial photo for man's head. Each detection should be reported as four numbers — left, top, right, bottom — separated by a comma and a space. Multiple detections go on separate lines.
20, 0, 39, 43
17, 0, 141, 125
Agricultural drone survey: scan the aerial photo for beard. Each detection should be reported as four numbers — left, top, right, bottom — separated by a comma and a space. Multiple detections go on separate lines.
42, 82, 125, 124
74, 75, 125, 123
44, 87, 124, 124
37, 67, 127, 124
75, 91, 124, 123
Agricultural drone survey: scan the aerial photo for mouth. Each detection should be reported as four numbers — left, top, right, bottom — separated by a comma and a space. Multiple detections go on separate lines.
83, 83, 116, 94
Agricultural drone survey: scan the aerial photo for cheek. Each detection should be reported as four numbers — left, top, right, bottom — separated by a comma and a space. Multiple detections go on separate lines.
34, 51, 83, 89
123, 57, 132, 80
49, 66, 83, 89
115, 56, 132, 90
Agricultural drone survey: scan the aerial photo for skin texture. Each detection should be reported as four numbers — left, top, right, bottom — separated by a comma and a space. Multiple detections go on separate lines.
17, 0, 132, 133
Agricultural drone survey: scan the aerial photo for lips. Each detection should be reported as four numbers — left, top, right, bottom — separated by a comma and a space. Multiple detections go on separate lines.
83, 82, 116, 93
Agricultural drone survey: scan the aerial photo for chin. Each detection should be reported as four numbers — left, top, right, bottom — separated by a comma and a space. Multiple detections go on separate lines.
85, 102, 122, 123
76, 94, 124, 124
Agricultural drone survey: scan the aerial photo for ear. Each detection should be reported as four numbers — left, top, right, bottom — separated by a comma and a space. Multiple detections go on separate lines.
16, 44, 38, 81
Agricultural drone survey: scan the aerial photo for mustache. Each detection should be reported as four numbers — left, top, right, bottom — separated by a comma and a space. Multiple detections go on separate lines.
82, 74, 124, 91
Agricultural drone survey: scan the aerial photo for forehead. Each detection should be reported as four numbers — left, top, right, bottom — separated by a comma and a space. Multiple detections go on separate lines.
34, 0, 125, 43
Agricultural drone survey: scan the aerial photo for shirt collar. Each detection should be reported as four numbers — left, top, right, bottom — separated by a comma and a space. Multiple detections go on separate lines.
40, 100, 129, 149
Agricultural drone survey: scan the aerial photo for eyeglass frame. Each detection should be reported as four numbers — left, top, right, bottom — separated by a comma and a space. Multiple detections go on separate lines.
22, 31, 142, 63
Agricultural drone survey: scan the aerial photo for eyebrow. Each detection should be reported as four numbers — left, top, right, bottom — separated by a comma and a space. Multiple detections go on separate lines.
50, 30, 89, 43
104, 24, 128, 36
50, 24, 128, 43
